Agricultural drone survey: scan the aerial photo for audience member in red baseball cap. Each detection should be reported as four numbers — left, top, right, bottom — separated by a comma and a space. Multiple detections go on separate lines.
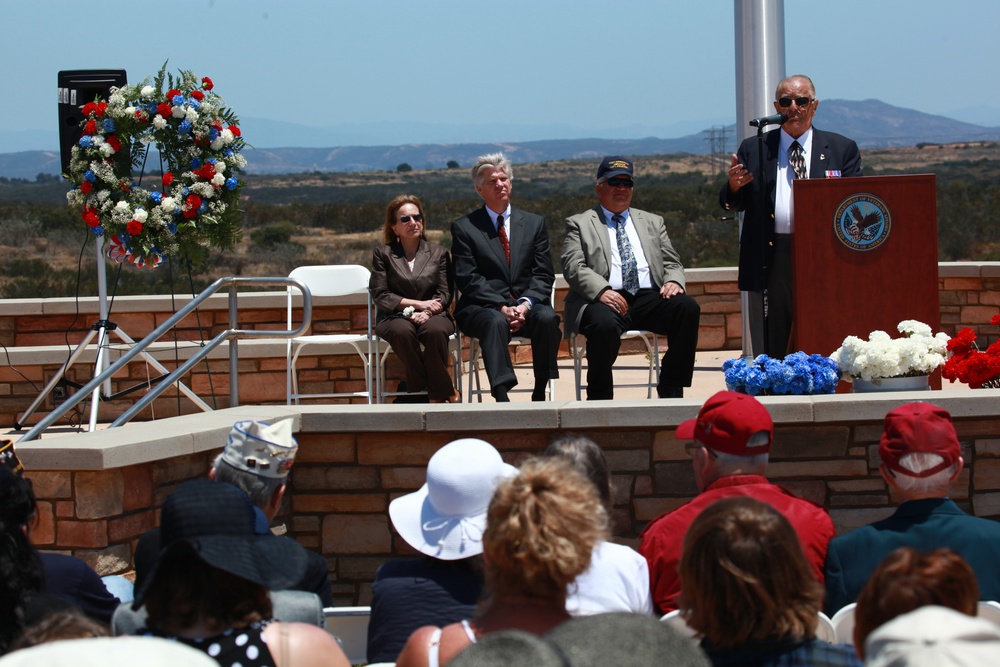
639, 391, 833, 615
825, 401, 1000, 616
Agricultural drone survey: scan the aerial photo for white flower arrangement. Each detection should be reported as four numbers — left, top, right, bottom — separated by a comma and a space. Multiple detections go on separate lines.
402, 306, 415, 319
830, 320, 950, 382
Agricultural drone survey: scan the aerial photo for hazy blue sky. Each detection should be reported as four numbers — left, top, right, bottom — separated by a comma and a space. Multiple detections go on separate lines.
3, 0, 998, 150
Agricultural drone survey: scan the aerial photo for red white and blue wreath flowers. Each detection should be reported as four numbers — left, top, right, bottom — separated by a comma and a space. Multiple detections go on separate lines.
65, 65, 246, 268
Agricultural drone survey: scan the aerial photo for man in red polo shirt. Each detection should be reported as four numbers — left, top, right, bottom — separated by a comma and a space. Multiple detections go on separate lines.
639, 391, 834, 614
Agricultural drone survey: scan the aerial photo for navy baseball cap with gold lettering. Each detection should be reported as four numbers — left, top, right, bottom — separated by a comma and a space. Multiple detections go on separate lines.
596, 156, 634, 180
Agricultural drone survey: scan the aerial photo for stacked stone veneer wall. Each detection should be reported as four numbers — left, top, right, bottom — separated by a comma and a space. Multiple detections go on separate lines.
1, 263, 998, 428
18, 393, 1000, 606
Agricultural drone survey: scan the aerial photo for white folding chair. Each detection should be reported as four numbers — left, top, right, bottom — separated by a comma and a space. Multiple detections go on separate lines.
831, 602, 856, 645
570, 330, 661, 400
287, 265, 375, 404
977, 600, 1000, 627
465, 287, 556, 403
815, 610, 837, 643
323, 606, 371, 665
375, 330, 463, 404
659, 609, 698, 638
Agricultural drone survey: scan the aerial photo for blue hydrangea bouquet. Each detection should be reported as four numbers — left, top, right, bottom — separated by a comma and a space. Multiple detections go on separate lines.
722, 352, 840, 396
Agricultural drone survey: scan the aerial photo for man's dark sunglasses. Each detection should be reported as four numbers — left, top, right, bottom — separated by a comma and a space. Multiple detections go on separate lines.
606, 178, 634, 189
398, 214, 424, 223
777, 96, 812, 108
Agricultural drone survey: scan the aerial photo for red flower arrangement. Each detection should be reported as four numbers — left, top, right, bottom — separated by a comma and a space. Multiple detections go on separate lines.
942, 315, 1000, 388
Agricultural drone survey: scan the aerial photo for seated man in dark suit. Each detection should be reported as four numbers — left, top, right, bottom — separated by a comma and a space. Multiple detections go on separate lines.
562, 156, 700, 400
451, 152, 560, 402
824, 402, 1000, 615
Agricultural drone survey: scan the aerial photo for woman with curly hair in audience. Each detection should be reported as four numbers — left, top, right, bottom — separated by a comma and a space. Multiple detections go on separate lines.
395, 456, 608, 667
679, 496, 862, 667
543, 434, 653, 615
852, 546, 979, 660
370, 194, 458, 403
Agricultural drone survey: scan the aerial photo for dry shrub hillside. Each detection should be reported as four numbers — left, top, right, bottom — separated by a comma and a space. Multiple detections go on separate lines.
0, 142, 997, 299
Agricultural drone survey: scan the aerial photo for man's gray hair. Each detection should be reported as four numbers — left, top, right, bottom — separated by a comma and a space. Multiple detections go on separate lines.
889, 452, 957, 494
471, 152, 512, 189
701, 431, 771, 476
211, 454, 284, 508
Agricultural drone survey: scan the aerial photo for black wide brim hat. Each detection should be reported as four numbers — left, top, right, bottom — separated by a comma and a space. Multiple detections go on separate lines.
133, 479, 307, 608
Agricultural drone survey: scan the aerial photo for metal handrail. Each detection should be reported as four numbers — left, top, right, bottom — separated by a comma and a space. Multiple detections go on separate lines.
18, 276, 312, 442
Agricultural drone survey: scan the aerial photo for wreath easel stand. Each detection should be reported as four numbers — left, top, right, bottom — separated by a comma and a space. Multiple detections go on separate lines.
16, 66, 244, 431
15, 237, 216, 431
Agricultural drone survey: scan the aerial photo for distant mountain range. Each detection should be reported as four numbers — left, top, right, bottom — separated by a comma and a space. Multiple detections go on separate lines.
2, 99, 998, 179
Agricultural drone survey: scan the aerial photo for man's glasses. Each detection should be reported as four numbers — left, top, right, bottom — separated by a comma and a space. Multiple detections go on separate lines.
606, 178, 634, 189
398, 214, 423, 223
777, 96, 812, 108
684, 441, 718, 459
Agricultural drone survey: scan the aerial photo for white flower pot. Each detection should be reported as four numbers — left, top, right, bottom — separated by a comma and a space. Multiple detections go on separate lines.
852, 375, 930, 393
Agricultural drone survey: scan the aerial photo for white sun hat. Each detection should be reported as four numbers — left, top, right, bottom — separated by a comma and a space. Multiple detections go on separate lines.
389, 438, 517, 560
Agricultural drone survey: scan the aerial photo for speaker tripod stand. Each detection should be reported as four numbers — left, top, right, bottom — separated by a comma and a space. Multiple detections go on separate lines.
14, 239, 211, 432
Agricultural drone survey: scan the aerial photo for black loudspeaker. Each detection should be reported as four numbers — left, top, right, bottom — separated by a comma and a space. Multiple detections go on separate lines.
57, 69, 127, 175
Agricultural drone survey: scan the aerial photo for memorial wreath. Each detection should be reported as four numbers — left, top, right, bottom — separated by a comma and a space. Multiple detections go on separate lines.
65, 65, 246, 268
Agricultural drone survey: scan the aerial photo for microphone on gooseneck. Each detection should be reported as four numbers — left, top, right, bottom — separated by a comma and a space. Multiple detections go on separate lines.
749, 112, 788, 128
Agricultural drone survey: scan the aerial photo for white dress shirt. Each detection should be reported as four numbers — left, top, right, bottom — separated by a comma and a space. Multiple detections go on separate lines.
601, 206, 652, 291
775, 127, 813, 234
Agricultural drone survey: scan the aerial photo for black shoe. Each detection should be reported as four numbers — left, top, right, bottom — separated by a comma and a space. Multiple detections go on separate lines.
492, 385, 510, 402
658, 386, 684, 399
393, 381, 429, 404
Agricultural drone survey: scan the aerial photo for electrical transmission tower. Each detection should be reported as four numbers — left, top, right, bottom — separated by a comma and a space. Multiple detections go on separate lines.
704, 125, 730, 178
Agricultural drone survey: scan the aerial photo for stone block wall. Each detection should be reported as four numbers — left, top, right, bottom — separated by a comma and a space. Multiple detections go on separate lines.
19, 394, 1000, 606
27, 453, 215, 575
2, 263, 998, 427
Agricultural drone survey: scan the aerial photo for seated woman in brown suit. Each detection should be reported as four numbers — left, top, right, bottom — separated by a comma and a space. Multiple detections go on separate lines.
370, 195, 459, 403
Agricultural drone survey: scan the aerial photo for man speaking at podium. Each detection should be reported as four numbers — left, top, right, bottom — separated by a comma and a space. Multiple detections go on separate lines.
721, 74, 862, 356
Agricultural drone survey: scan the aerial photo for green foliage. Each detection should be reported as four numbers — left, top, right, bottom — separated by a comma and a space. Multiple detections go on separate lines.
1, 147, 999, 298
396, 163, 413, 172
250, 221, 297, 248
447, 160, 460, 169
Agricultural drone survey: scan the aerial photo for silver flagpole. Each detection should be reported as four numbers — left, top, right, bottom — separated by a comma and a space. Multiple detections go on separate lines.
733, 0, 785, 358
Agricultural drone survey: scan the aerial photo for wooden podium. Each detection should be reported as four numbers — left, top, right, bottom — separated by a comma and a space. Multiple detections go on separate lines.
791, 174, 939, 357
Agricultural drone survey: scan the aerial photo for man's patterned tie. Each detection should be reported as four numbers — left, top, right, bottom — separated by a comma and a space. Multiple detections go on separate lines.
497, 213, 510, 264
614, 214, 639, 295
789, 141, 806, 180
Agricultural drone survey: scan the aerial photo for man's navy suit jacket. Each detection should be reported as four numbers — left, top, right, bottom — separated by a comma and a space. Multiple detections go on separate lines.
824, 497, 1000, 615
719, 127, 862, 292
